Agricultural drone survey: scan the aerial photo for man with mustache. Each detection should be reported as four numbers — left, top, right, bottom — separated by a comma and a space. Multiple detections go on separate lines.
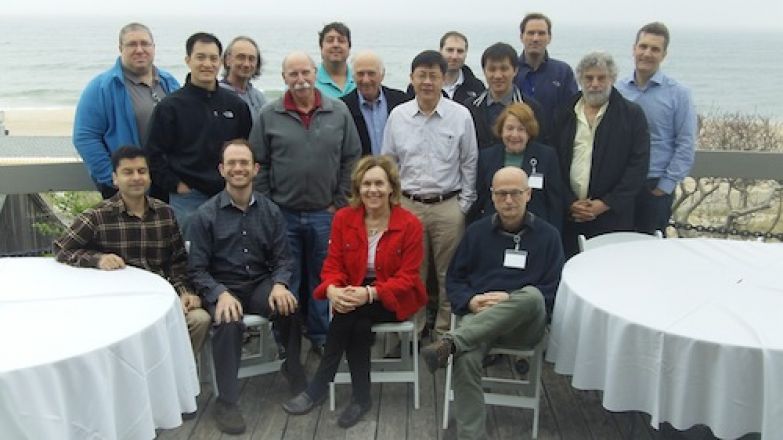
250, 51, 361, 355
144, 32, 253, 231
550, 51, 650, 257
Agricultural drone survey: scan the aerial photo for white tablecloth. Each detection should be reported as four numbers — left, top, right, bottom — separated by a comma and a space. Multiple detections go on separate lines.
547, 238, 783, 439
0, 257, 199, 439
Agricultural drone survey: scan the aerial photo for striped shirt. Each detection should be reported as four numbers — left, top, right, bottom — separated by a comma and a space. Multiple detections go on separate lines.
53, 193, 191, 295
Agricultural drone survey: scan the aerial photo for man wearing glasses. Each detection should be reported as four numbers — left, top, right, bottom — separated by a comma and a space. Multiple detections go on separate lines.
74, 23, 180, 199
421, 166, 564, 440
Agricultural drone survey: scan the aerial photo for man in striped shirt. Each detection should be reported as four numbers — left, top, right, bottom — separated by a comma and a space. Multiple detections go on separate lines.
54, 146, 211, 355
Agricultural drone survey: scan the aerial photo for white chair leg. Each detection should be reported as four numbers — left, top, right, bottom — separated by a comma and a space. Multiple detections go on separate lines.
413, 330, 420, 409
329, 382, 336, 411
442, 353, 453, 430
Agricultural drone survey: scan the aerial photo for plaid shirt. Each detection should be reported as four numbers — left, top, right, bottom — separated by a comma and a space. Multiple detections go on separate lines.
53, 193, 192, 296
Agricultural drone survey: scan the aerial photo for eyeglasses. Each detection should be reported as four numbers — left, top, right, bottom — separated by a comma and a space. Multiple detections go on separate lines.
491, 188, 530, 199
122, 41, 154, 50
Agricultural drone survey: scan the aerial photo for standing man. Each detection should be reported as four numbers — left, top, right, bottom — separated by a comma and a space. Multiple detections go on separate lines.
54, 146, 211, 357
551, 52, 650, 257
144, 32, 252, 230
465, 42, 546, 149
341, 50, 409, 156
73, 23, 179, 199
187, 140, 305, 434
421, 167, 564, 440
617, 22, 698, 235
220, 36, 267, 123
515, 13, 579, 139
382, 50, 478, 338
440, 31, 485, 103
315, 22, 356, 98
250, 51, 361, 353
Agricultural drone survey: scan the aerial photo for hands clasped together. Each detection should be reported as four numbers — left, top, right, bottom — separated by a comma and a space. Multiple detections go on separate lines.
468, 291, 511, 313
214, 283, 298, 324
326, 285, 372, 314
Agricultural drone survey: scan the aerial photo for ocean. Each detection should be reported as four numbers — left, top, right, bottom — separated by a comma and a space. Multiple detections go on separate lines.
1, 15, 782, 119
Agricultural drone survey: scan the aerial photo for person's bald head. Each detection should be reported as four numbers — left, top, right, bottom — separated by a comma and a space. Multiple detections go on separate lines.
491, 167, 531, 229
352, 50, 386, 101
281, 51, 317, 97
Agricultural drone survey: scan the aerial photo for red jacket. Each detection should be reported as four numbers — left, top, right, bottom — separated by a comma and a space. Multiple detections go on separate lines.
314, 204, 426, 321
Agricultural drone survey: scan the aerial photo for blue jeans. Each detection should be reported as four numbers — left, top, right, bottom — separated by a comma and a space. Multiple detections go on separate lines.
280, 207, 333, 345
169, 189, 210, 234
633, 178, 674, 235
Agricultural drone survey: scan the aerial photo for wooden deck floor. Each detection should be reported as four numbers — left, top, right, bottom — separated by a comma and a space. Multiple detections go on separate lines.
157, 342, 758, 440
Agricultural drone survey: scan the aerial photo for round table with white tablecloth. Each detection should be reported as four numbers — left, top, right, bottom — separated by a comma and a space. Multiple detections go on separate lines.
547, 238, 783, 439
0, 257, 199, 439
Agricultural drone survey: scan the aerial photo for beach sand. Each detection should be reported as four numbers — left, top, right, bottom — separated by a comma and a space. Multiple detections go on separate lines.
3, 108, 75, 136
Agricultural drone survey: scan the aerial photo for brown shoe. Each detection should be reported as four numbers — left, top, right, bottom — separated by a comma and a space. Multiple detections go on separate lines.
421, 336, 454, 373
213, 399, 246, 434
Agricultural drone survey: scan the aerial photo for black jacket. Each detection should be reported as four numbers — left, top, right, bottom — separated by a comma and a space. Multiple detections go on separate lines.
551, 88, 650, 251
405, 65, 485, 106
464, 87, 548, 149
341, 86, 410, 156
469, 141, 564, 232
145, 75, 252, 197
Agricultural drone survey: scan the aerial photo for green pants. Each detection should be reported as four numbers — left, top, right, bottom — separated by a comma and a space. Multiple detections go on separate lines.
450, 286, 546, 440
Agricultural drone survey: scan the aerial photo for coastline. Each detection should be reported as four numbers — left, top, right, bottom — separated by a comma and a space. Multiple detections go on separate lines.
3, 108, 75, 137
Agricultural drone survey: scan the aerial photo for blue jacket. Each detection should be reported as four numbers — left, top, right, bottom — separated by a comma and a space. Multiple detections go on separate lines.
73, 57, 180, 186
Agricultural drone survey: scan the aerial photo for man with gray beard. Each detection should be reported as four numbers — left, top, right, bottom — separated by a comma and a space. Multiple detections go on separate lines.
550, 51, 650, 257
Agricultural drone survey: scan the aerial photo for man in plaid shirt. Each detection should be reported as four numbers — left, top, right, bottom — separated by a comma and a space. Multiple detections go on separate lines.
54, 146, 211, 355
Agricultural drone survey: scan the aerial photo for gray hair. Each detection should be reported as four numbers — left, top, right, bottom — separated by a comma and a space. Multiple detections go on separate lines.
281, 51, 317, 71
118, 23, 153, 46
351, 50, 385, 74
223, 36, 263, 79
575, 51, 618, 81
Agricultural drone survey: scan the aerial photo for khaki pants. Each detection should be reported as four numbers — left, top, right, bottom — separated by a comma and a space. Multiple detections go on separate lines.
401, 196, 464, 338
185, 307, 211, 355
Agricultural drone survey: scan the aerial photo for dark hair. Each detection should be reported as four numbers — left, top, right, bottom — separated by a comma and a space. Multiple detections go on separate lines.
481, 42, 518, 68
636, 22, 670, 50
220, 139, 256, 164
439, 31, 468, 50
111, 146, 147, 171
318, 22, 352, 48
411, 50, 447, 75
186, 32, 222, 56
223, 36, 263, 79
519, 13, 552, 35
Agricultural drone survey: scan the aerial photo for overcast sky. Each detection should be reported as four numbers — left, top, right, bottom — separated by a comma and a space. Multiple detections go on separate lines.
4, 0, 782, 30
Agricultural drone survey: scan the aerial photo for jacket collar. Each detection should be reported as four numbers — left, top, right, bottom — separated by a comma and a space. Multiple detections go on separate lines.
344, 204, 406, 233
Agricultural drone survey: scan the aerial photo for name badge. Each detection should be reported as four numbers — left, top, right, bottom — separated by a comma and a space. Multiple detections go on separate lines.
504, 249, 527, 269
529, 173, 544, 190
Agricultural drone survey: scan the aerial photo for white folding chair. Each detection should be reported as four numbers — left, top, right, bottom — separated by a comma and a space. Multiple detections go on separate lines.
328, 319, 420, 410
578, 230, 663, 253
442, 314, 547, 439
201, 314, 283, 397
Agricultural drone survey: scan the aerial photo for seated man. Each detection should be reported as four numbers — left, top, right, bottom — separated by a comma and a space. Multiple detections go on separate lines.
54, 146, 211, 356
186, 139, 305, 435
421, 166, 564, 440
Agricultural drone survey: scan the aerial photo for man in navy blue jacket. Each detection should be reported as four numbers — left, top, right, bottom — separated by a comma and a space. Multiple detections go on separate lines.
421, 166, 564, 440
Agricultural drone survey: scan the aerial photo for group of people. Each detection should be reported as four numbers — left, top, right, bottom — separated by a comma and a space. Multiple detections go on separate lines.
55, 12, 697, 439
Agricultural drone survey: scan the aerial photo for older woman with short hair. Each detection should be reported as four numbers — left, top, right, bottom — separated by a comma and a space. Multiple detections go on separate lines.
283, 155, 426, 428
469, 102, 564, 231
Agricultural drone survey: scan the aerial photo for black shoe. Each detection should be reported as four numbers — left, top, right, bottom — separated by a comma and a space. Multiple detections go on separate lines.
280, 360, 307, 394
421, 336, 454, 373
337, 400, 371, 428
181, 410, 197, 421
213, 399, 246, 435
282, 391, 327, 415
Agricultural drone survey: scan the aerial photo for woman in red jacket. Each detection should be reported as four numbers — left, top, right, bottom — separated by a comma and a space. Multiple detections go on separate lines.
282, 155, 426, 428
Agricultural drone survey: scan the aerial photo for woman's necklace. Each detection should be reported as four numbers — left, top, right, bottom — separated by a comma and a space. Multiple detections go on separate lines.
366, 216, 388, 237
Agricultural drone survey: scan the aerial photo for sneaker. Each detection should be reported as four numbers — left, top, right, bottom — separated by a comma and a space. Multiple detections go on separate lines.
280, 359, 307, 394
213, 399, 246, 435
421, 336, 454, 373
337, 400, 371, 428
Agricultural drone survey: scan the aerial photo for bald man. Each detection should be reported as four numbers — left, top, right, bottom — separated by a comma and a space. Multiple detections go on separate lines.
421, 167, 564, 440
341, 51, 409, 156
250, 51, 361, 353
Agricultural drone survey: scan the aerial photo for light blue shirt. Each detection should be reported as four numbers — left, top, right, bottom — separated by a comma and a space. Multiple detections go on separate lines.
617, 70, 697, 194
315, 63, 356, 98
358, 90, 389, 155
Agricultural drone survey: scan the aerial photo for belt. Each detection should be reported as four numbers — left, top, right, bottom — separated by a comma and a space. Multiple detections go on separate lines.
402, 190, 459, 204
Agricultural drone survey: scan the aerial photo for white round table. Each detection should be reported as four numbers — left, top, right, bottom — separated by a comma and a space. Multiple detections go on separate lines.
0, 257, 199, 439
547, 238, 783, 439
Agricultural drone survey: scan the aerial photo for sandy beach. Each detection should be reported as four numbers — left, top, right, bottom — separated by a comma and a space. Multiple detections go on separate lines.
3, 108, 75, 136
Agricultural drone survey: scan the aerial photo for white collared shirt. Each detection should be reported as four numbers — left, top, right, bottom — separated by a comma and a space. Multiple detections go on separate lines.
570, 97, 609, 199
